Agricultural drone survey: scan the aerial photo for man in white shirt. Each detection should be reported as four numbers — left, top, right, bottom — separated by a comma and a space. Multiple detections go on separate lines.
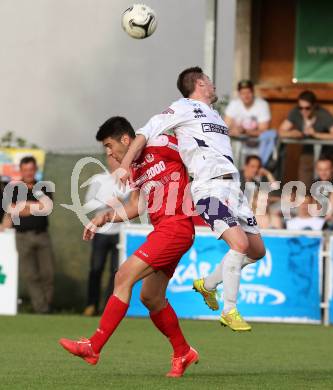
225, 80, 275, 165
119, 67, 266, 331
286, 195, 325, 231
83, 155, 130, 316
225, 80, 271, 137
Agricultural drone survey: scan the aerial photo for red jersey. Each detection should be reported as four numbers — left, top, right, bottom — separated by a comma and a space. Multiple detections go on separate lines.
131, 134, 193, 226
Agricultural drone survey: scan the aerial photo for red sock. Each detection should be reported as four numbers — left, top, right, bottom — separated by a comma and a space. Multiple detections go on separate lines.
150, 302, 190, 358
90, 295, 129, 354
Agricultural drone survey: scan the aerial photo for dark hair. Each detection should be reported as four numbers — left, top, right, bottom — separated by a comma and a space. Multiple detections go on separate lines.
237, 79, 254, 91
19, 156, 37, 167
298, 90, 317, 106
317, 155, 333, 164
177, 66, 204, 98
96, 116, 135, 141
245, 155, 262, 166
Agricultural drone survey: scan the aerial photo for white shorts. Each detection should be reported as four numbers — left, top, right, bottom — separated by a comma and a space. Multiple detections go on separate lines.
191, 175, 260, 238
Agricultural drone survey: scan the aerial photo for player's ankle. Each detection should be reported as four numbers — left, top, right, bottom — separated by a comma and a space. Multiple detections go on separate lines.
173, 344, 190, 358
223, 305, 235, 315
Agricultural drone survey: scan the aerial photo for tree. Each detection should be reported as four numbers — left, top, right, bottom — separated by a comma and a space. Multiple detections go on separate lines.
0, 131, 38, 148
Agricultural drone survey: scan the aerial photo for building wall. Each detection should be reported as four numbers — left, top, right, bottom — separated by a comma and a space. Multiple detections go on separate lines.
0, 0, 209, 150
215, 0, 237, 97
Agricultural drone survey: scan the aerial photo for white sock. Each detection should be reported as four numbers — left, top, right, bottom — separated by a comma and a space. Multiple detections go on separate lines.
203, 262, 224, 291
242, 257, 256, 269
222, 249, 246, 314
204, 256, 255, 291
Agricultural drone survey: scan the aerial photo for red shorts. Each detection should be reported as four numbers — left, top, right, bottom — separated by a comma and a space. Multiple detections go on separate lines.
134, 217, 195, 278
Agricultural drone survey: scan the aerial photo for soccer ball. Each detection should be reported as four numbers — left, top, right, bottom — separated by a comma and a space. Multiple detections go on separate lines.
121, 4, 157, 39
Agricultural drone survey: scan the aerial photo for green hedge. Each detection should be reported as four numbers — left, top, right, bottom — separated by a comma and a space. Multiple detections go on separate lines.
44, 153, 105, 312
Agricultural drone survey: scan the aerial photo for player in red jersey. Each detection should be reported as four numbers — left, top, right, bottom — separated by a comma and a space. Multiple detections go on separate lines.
59, 116, 198, 378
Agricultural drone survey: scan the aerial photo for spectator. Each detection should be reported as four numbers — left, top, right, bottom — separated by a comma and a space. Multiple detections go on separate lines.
83, 155, 130, 316
0, 156, 55, 313
0, 177, 8, 222
286, 195, 325, 231
225, 80, 275, 165
311, 157, 333, 230
313, 156, 333, 184
240, 155, 282, 229
251, 191, 282, 230
279, 90, 333, 189
239, 155, 278, 192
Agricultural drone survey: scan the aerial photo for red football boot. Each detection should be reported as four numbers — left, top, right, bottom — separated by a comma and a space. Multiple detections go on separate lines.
59, 337, 99, 365
166, 347, 199, 378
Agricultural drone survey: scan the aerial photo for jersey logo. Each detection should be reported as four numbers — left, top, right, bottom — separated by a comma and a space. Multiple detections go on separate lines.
193, 108, 207, 118
145, 153, 154, 163
202, 123, 229, 135
162, 107, 175, 114
194, 137, 209, 148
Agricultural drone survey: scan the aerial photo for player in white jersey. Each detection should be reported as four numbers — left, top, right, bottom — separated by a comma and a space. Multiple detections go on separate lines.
120, 67, 266, 331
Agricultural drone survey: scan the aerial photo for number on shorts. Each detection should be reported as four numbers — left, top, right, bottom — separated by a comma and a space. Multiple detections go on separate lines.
247, 217, 258, 227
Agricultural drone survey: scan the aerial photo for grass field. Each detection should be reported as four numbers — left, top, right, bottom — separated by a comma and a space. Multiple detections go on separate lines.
1, 315, 332, 389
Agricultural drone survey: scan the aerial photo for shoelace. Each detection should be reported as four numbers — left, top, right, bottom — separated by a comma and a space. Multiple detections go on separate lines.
77, 338, 94, 356
170, 354, 185, 370
78, 337, 90, 344
232, 311, 243, 322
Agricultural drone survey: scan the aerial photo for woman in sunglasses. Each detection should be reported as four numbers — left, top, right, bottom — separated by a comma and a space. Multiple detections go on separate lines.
279, 90, 333, 188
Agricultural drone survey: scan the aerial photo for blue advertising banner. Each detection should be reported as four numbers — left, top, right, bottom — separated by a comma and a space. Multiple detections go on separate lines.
123, 227, 322, 323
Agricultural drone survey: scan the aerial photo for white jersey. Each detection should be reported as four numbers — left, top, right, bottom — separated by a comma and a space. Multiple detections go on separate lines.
225, 97, 271, 129
136, 98, 238, 182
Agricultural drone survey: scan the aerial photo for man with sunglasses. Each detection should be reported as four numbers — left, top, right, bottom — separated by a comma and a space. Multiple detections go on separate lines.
279, 90, 333, 188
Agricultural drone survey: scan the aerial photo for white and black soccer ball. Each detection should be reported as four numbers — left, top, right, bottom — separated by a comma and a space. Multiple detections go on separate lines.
121, 4, 157, 39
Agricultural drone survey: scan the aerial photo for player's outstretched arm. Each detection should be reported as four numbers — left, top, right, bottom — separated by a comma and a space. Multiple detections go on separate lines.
83, 191, 142, 241
83, 212, 111, 241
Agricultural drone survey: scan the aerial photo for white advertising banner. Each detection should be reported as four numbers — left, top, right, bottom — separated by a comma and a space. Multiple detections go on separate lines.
0, 230, 18, 315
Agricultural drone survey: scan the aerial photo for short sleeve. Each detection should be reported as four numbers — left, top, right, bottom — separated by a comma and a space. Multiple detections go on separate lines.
224, 100, 238, 118
257, 99, 271, 123
136, 100, 193, 141
321, 108, 333, 128
287, 107, 302, 128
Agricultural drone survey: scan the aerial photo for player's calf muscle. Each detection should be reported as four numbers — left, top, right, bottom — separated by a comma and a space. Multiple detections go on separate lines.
140, 293, 166, 312
247, 234, 266, 260
247, 245, 266, 260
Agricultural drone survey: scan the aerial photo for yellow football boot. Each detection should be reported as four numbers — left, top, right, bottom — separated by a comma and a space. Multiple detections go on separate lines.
193, 278, 219, 311
220, 308, 252, 331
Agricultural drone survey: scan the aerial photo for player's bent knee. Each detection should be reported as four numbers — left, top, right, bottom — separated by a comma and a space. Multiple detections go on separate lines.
231, 240, 249, 254
222, 226, 250, 254
114, 268, 132, 288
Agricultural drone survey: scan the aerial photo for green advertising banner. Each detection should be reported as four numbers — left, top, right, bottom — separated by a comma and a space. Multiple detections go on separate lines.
294, 0, 333, 83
